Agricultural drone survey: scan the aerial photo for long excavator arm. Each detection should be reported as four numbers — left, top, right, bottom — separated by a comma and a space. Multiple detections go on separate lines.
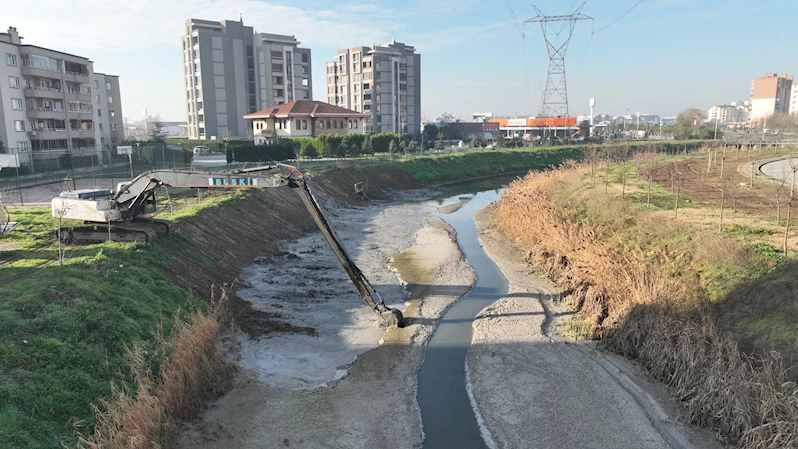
108, 164, 403, 327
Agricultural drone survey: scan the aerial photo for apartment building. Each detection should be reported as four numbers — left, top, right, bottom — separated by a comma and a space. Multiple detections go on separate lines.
750, 73, 793, 126
708, 103, 750, 125
254, 33, 312, 109
790, 84, 798, 116
326, 41, 420, 135
0, 26, 123, 168
182, 19, 313, 140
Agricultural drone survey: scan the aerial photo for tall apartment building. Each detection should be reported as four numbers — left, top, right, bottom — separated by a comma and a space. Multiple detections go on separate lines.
182, 19, 312, 140
254, 33, 312, 109
750, 73, 793, 125
326, 41, 420, 135
708, 103, 750, 125
0, 26, 123, 168
789, 84, 798, 116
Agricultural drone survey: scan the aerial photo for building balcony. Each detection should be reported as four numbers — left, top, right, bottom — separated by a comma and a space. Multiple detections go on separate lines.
29, 128, 67, 139
65, 91, 91, 102
27, 108, 67, 119
70, 128, 96, 136
23, 86, 63, 99
67, 109, 94, 117
20, 65, 63, 79
64, 69, 89, 78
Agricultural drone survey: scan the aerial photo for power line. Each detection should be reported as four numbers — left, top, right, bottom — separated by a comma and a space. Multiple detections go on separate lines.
504, 0, 524, 36
593, 0, 646, 34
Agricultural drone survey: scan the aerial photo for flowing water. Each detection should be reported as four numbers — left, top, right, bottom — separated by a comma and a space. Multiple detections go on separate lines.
417, 177, 517, 448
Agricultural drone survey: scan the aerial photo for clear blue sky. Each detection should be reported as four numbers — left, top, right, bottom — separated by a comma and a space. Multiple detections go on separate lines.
5, 0, 796, 122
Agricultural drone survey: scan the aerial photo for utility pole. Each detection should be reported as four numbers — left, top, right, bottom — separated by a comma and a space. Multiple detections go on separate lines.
524, 3, 592, 118
713, 117, 719, 140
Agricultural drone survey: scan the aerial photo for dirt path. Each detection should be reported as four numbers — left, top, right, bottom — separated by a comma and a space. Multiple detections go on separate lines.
173, 197, 474, 448
469, 204, 726, 449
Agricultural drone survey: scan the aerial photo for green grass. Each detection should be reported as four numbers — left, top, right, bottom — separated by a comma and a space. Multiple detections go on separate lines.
393, 147, 585, 183
577, 153, 798, 355
0, 207, 204, 448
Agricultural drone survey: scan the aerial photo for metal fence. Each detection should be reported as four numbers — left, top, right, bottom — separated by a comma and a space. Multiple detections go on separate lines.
0, 145, 193, 205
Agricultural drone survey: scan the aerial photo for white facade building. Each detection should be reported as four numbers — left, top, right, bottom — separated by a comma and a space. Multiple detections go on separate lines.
708, 103, 750, 125
790, 85, 798, 116
0, 26, 123, 169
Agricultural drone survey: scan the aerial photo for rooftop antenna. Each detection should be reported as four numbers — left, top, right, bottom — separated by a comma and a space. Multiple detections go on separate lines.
524, 3, 592, 118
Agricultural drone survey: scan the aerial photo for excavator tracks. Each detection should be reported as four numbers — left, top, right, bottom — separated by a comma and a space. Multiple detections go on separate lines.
57, 218, 174, 244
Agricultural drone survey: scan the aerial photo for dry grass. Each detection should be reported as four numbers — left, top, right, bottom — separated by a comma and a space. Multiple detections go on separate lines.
494, 162, 798, 448
73, 288, 233, 449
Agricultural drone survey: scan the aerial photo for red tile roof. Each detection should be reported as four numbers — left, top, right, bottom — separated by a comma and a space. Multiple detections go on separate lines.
244, 100, 367, 119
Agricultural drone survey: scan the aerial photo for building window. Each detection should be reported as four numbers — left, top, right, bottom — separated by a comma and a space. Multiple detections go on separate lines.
99, 123, 103, 131
110, 110, 115, 117
6, 54, 17, 66
106, 81, 112, 90
14, 120, 25, 131
271, 51, 282, 59
302, 53, 308, 63
96, 94, 100, 103
17, 141, 28, 152
8, 76, 19, 88
11, 98, 22, 110
108, 96, 113, 104
94, 80, 99, 88
98, 109, 102, 117
272, 63, 283, 72
302, 78, 308, 87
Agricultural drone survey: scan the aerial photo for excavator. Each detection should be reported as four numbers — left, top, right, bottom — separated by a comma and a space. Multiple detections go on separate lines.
51, 163, 404, 327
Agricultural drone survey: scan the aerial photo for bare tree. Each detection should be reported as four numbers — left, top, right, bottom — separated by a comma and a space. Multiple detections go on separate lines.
0, 186, 11, 236
771, 177, 787, 225
785, 158, 798, 255
719, 181, 726, 232
53, 200, 70, 267
706, 147, 713, 174
586, 146, 600, 186
673, 168, 683, 218
641, 163, 657, 209
719, 146, 726, 180
785, 194, 793, 256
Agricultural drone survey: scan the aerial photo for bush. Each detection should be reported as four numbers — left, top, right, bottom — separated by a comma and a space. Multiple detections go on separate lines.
226, 141, 294, 163
299, 139, 318, 159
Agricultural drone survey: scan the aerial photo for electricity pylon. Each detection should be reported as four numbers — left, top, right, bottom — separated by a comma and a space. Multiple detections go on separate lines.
525, 3, 592, 118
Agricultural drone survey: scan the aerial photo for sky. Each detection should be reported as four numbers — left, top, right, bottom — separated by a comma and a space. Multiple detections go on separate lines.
4, 0, 797, 122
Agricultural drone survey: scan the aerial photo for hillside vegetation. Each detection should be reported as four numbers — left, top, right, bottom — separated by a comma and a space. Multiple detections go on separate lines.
493, 148, 798, 448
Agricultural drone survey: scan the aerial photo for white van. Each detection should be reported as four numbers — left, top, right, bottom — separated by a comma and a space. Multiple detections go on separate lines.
193, 146, 210, 155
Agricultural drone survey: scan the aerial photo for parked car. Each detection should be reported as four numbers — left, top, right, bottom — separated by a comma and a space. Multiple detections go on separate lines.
193, 146, 210, 155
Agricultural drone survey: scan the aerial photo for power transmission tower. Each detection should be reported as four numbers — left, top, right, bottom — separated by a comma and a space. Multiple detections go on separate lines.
525, 3, 592, 118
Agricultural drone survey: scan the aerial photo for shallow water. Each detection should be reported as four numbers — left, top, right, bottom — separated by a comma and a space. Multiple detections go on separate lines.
417, 188, 509, 448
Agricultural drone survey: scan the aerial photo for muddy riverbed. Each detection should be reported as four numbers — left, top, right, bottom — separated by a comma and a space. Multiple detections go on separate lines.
174, 177, 726, 449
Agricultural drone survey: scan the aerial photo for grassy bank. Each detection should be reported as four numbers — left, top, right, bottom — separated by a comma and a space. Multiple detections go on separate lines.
392, 140, 706, 184
493, 155, 798, 447
0, 209, 210, 447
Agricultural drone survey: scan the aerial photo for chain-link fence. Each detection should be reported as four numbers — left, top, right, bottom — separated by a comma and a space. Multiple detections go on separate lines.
0, 144, 193, 205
